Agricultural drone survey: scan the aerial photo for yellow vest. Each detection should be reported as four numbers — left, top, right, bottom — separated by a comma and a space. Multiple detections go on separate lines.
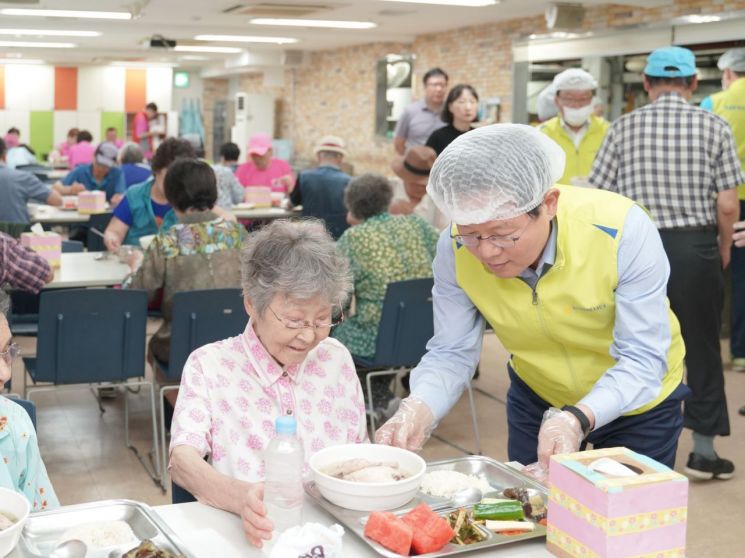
710, 77, 745, 200
453, 186, 684, 414
539, 115, 610, 184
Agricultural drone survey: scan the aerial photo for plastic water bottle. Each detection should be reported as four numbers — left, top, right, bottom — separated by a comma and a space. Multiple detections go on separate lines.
264, 416, 304, 543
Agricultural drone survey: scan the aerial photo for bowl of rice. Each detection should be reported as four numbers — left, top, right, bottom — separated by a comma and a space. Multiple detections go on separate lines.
0, 487, 30, 557
309, 444, 426, 511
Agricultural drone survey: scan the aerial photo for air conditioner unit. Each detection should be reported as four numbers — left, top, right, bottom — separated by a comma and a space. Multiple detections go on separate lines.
282, 50, 307, 67
231, 92, 275, 147
545, 3, 585, 30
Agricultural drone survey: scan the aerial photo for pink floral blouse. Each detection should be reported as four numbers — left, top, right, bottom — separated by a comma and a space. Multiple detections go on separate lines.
169, 321, 369, 482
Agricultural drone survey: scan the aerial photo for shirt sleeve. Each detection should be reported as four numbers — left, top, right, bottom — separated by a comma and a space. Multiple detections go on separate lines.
20, 172, 53, 204
112, 195, 134, 226
410, 229, 485, 422
61, 167, 79, 186
588, 125, 620, 192
578, 204, 673, 429
713, 122, 745, 193
14, 410, 60, 511
169, 352, 213, 460
229, 173, 244, 205
699, 96, 713, 111
289, 174, 303, 206
0, 237, 51, 294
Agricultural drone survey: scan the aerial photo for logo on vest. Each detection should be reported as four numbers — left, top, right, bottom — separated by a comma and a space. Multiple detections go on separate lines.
571, 303, 608, 313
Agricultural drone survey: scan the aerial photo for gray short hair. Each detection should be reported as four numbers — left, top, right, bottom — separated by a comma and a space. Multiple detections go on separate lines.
240, 219, 352, 315
0, 291, 10, 317
119, 142, 144, 164
344, 173, 393, 221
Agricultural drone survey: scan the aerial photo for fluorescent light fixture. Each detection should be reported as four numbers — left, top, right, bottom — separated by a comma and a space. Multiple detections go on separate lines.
0, 58, 44, 64
110, 61, 177, 68
195, 34, 298, 44
249, 18, 376, 29
174, 45, 242, 53
0, 40, 76, 48
180, 55, 209, 61
0, 8, 131, 20
379, 0, 498, 6
0, 29, 101, 37
683, 14, 721, 24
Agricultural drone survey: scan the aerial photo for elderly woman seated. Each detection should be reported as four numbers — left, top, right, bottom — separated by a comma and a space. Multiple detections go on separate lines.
169, 219, 367, 547
125, 159, 246, 364
333, 173, 439, 417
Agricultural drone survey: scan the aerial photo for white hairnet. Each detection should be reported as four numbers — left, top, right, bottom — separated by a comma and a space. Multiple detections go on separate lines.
553, 68, 597, 91
427, 124, 566, 224
537, 83, 558, 122
718, 48, 745, 72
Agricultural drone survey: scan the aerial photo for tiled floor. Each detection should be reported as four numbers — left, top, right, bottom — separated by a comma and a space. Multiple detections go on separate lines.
10, 327, 743, 557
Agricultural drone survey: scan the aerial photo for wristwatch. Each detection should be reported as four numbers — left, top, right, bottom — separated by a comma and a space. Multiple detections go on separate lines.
561, 405, 592, 438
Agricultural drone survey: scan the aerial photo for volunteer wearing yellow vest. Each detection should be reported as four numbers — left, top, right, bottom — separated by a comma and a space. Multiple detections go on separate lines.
539, 68, 609, 186
376, 124, 689, 473
703, 48, 745, 381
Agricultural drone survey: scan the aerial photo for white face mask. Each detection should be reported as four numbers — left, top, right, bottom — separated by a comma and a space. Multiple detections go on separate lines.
562, 104, 593, 127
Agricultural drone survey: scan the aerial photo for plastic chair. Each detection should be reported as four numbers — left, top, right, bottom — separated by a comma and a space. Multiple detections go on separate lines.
355, 278, 481, 454
61, 240, 84, 253
154, 288, 248, 486
171, 481, 197, 504
86, 212, 113, 251
21, 289, 162, 487
3, 395, 36, 429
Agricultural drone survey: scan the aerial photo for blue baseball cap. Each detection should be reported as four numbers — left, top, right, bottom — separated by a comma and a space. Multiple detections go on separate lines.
644, 46, 696, 77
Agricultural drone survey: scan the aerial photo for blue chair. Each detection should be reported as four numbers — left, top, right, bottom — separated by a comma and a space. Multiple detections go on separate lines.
355, 278, 481, 454
171, 481, 197, 504
61, 240, 84, 253
155, 288, 248, 486
21, 289, 162, 486
86, 212, 113, 251
3, 395, 36, 429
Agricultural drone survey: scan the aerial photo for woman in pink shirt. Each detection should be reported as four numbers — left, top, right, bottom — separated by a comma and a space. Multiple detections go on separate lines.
169, 219, 367, 548
234, 133, 295, 194
68, 130, 95, 168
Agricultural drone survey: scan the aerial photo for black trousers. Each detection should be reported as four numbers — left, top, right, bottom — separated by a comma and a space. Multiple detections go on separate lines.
659, 228, 730, 437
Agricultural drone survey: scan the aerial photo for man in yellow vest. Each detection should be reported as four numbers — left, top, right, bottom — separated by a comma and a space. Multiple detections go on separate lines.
702, 48, 745, 378
376, 124, 689, 473
539, 68, 609, 186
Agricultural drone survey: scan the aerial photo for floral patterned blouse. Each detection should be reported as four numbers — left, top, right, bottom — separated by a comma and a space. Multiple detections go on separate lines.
169, 321, 368, 482
333, 213, 439, 358
0, 397, 59, 511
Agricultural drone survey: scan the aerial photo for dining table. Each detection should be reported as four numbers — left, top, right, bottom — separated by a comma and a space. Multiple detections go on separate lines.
45, 252, 130, 289
27, 203, 105, 225
153, 499, 552, 558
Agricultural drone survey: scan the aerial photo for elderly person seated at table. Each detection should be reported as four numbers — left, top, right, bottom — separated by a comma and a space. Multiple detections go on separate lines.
4, 128, 38, 170
169, 219, 367, 547
333, 173, 439, 416
234, 133, 295, 194
118, 142, 152, 188
0, 291, 59, 511
212, 142, 244, 210
53, 142, 125, 206
124, 159, 246, 364
67, 129, 95, 169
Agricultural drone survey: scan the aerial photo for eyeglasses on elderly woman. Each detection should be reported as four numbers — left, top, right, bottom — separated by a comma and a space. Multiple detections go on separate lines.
0, 343, 20, 366
267, 306, 344, 330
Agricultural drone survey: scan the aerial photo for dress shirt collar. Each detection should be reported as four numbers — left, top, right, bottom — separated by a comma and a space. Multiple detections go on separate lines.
241, 319, 302, 387
653, 91, 688, 105
518, 219, 557, 285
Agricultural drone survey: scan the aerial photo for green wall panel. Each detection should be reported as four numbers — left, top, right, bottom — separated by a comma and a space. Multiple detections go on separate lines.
101, 112, 125, 142
29, 111, 54, 162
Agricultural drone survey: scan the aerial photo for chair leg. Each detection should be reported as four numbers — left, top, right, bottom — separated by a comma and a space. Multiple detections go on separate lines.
365, 368, 398, 440
159, 385, 179, 489
125, 380, 164, 492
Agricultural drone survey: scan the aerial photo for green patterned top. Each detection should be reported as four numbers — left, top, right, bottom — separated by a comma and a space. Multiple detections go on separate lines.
333, 212, 439, 358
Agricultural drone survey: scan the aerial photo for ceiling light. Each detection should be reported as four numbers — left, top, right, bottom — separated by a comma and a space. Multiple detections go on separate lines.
195, 34, 298, 44
249, 18, 376, 29
682, 14, 721, 24
110, 61, 177, 68
0, 8, 131, 20
174, 45, 243, 53
0, 29, 101, 37
0, 58, 44, 65
0, 40, 76, 48
180, 55, 210, 61
378, 0, 498, 6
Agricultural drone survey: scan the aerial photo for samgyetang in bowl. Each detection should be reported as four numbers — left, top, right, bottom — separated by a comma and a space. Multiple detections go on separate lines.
309, 443, 426, 511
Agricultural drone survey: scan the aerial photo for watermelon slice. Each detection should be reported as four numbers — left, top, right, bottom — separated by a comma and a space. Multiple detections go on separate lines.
364, 511, 414, 556
402, 503, 455, 555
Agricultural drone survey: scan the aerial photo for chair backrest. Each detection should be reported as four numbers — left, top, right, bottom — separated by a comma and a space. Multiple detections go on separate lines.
370, 278, 435, 368
166, 289, 248, 381
171, 481, 197, 504
0, 222, 29, 239
3, 396, 36, 429
86, 212, 113, 251
61, 240, 84, 253
34, 289, 148, 384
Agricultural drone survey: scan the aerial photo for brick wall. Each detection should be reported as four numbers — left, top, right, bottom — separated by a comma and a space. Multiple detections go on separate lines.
203, 0, 745, 174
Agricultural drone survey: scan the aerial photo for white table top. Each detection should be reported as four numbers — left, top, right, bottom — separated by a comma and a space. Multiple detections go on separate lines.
231, 204, 299, 220
46, 252, 130, 289
27, 204, 109, 224
154, 500, 551, 558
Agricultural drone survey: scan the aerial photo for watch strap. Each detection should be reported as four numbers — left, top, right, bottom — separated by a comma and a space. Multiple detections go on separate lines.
561, 405, 591, 437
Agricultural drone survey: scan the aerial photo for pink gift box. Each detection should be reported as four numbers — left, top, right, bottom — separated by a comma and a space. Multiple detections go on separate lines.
244, 186, 272, 208
77, 190, 107, 214
547, 447, 688, 558
20, 231, 62, 268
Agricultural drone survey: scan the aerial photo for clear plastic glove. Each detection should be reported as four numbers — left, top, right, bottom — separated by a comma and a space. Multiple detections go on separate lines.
375, 396, 435, 451
536, 407, 583, 468
238, 482, 273, 548
521, 461, 549, 486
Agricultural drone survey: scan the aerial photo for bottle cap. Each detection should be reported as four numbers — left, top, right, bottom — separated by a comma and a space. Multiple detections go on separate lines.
275, 415, 297, 435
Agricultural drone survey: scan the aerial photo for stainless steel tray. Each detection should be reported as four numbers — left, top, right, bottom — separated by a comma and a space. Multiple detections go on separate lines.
13, 499, 193, 558
305, 456, 548, 557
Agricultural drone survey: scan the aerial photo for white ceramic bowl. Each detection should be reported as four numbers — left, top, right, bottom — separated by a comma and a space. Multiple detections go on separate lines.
309, 443, 426, 511
0, 488, 30, 557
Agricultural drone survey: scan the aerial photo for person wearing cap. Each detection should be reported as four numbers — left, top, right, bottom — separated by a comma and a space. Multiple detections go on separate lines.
393, 68, 449, 155
289, 135, 351, 240
53, 141, 125, 206
377, 123, 689, 473
0, 138, 62, 224
539, 68, 609, 186
390, 145, 448, 231
425, 84, 479, 155
590, 46, 744, 480
701, 48, 745, 378
234, 133, 295, 194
